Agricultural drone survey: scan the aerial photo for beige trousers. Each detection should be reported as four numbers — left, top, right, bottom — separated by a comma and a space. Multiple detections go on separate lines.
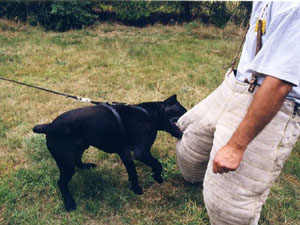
176, 70, 300, 225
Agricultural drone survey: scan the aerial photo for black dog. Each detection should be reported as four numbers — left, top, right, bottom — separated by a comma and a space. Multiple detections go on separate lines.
33, 94, 186, 211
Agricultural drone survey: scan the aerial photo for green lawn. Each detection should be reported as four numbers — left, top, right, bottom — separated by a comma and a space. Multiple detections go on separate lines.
0, 19, 299, 225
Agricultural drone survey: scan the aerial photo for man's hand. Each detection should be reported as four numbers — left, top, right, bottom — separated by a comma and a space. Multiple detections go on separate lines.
212, 75, 292, 174
213, 144, 244, 174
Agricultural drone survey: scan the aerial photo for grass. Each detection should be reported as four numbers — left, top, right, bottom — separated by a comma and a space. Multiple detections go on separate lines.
0, 19, 299, 224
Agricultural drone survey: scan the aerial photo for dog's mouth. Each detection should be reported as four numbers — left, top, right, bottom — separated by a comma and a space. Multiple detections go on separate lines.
169, 117, 183, 139
170, 117, 179, 127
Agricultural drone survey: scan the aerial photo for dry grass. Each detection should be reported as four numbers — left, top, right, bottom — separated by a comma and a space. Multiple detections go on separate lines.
0, 19, 299, 225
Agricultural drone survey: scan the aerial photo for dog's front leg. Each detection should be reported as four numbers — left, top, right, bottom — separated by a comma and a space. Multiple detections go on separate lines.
118, 151, 143, 195
133, 149, 163, 184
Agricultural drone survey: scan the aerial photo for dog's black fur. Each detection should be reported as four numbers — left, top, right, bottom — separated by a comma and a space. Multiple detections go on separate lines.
33, 94, 186, 211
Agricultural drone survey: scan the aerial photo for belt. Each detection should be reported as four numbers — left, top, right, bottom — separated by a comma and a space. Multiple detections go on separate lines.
233, 69, 261, 88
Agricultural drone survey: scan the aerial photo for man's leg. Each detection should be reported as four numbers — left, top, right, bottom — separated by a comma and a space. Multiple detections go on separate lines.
176, 120, 214, 183
176, 71, 236, 183
203, 97, 300, 225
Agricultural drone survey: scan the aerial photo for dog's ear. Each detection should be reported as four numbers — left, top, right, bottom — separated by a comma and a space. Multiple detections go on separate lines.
164, 94, 177, 104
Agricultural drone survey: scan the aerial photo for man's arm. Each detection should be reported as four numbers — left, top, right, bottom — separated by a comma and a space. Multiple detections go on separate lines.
213, 75, 293, 174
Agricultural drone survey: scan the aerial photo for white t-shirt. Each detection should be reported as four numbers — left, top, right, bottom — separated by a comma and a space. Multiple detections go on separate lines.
236, 2, 300, 102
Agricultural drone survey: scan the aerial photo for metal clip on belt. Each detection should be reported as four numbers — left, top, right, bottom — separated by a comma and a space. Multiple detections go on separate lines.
248, 77, 257, 93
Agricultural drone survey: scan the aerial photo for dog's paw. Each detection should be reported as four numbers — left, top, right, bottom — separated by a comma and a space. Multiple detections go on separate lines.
132, 185, 143, 195
154, 174, 163, 183
64, 197, 77, 211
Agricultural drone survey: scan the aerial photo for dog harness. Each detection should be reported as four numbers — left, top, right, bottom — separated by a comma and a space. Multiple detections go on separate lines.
98, 103, 128, 146
99, 103, 151, 148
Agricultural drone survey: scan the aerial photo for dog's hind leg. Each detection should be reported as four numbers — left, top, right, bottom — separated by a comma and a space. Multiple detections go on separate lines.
47, 141, 77, 211
133, 149, 163, 184
57, 162, 77, 211
118, 151, 143, 195
75, 147, 96, 170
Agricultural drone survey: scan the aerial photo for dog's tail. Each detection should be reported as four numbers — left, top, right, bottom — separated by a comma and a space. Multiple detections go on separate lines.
33, 124, 50, 134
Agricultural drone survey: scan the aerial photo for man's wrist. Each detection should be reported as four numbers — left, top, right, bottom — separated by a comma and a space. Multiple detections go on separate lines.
227, 138, 247, 153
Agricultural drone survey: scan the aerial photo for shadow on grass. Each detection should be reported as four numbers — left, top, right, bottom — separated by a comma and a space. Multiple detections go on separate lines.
1, 135, 208, 224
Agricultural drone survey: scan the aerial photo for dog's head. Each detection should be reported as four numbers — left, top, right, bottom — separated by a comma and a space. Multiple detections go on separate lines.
159, 94, 187, 139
